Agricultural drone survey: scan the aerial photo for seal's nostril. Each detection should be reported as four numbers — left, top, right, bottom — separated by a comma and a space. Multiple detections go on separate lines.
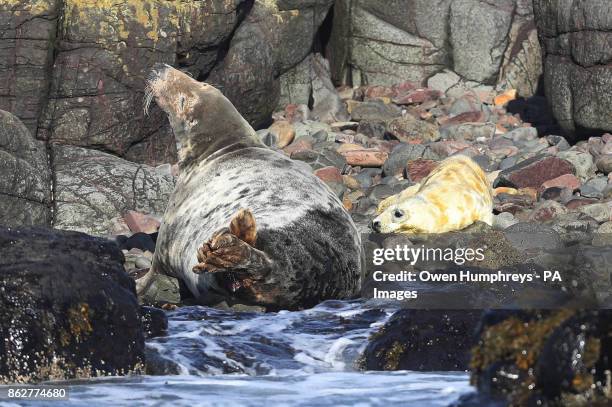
371, 220, 381, 232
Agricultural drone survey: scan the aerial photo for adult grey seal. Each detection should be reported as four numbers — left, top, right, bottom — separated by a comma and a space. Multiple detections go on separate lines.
143, 64, 361, 310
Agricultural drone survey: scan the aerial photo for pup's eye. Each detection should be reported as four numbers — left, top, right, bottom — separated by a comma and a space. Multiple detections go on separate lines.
394, 209, 404, 218
179, 95, 185, 110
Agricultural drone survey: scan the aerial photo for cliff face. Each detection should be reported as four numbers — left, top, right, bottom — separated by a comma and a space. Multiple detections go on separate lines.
0, 0, 334, 165
533, 0, 612, 141
328, 0, 542, 97
0, 0, 544, 167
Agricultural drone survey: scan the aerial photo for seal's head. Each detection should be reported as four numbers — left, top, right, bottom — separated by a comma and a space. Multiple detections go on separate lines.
145, 63, 260, 165
371, 202, 426, 234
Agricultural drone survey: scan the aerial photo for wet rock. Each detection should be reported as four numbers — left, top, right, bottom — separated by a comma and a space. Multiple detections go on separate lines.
361, 310, 482, 371
494, 155, 575, 189
0, 110, 51, 226
140, 306, 168, 339
387, 115, 440, 143
469, 309, 612, 406
52, 145, 175, 236
0, 226, 144, 383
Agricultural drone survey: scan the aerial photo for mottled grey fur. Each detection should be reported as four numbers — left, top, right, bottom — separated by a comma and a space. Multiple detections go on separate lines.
147, 65, 361, 309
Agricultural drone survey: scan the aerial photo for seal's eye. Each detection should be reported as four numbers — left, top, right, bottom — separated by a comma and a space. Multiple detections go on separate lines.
394, 209, 404, 219
179, 95, 185, 111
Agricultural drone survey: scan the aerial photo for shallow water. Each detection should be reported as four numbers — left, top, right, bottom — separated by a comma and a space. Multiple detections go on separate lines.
10, 301, 471, 407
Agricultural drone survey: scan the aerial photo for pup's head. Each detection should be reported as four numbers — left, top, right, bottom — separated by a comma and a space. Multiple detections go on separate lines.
145, 64, 259, 164
371, 203, 418, 234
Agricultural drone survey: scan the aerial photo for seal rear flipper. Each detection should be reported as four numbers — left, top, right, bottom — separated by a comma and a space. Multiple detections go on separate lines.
191, 228, 278, 304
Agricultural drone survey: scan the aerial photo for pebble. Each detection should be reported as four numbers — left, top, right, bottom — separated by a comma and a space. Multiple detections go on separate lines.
341, 149, 388, 167
580, 177, 607, 199
595, 154, 612, 174
557, 150, 595, 181
578, 203, 611, 223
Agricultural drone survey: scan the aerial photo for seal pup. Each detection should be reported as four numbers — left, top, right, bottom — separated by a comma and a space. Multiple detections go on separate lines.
143, 64, 361, 310
371, 155, 493, 234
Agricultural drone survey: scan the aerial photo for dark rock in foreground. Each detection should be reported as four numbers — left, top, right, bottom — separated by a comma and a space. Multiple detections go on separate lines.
361, 309, 482, 371
462, 309, 612, 406
0, 226, 144, 383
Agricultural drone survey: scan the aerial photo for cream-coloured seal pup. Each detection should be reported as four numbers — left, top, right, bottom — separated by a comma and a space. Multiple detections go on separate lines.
143, 64, 361, 310
372, 155, 493, 234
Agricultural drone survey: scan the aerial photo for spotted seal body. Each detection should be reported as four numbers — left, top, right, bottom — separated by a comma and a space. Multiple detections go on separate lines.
372, 155, 493, 234
144, 65, 361, 310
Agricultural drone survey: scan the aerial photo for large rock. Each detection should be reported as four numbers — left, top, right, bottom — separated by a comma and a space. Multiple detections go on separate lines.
464, 309, 612, 406
0, 226, 144, 383
534, 0, 612, 140
450, 0, 515, 84
52, 145, 175, 236
0, 0, 59, 134
330, 0, 541, 94
0, 110, 50, 226
208, 0, 333, 128
361, 309, 482, 371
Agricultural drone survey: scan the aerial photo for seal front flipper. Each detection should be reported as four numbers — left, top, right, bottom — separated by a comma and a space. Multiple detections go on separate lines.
193, 209, 257, 273
192, 209, 277, 303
